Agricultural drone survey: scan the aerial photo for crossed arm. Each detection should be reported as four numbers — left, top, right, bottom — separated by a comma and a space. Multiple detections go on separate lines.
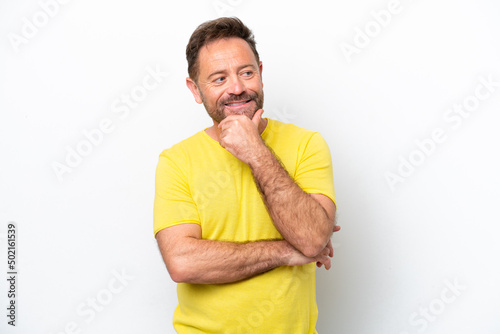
156, 110, 338, 284
156, 221, 336, 284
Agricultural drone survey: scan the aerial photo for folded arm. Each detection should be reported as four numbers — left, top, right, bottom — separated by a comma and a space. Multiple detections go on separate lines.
249, 148, 336, 257
156, 223, 333, 284
218, 112, 337, 258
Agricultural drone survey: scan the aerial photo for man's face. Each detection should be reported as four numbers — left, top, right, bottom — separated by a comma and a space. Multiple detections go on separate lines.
187, 37, 264, 123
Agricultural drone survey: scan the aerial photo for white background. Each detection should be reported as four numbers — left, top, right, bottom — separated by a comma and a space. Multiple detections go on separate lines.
1, 0, 500, 333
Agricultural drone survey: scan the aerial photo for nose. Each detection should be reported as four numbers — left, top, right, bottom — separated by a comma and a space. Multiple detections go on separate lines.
226, 75, 244, 96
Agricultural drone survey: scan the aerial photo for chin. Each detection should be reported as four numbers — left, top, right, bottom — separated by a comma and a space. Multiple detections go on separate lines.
225, 108, 256, 119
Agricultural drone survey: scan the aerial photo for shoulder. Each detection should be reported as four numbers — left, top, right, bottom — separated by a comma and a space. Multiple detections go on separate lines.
265, 118, 324, 145
266, 118, 315, 134
155, 131, 208, 180
159, 130, 205, 160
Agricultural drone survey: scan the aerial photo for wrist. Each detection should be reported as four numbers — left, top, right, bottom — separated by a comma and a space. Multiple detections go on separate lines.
248, 143, 273, 171
277, 240, 296, 267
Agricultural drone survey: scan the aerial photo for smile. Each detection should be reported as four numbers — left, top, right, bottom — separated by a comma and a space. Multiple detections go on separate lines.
225, 100, 252, 107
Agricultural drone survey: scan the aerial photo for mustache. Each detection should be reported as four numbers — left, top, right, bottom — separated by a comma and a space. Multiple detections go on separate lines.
219, 93, 257, 105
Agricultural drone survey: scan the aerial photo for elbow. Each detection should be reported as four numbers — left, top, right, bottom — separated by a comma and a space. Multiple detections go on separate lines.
156, 229, 201, 283
301, 241, 326, 258
300, 217, 336, 257
168, 268, 188, 283
165, 258, 193, 283
299, 231, 332, 258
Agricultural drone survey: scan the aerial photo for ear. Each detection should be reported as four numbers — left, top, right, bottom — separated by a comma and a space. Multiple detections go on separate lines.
259, 61, 264, 87
186, 77, 203, 104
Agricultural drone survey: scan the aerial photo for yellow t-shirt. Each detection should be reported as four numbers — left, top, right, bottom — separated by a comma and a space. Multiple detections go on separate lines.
154, 118, 335, 334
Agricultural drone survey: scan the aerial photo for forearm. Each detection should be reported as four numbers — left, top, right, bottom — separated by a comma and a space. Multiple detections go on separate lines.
164, 238, 292, 284
249, 147, 334, 257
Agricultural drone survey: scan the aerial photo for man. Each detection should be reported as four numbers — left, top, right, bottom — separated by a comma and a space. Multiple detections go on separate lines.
154, 17, 339, 333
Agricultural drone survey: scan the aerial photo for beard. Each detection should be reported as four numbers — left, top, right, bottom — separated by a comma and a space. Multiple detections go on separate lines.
201, 90, 264, 123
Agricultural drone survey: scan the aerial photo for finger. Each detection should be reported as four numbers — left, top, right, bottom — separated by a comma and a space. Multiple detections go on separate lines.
319, 256, 331, 270
218, 118, 231, 130
316, 255, 331, 270
218, 115, 236, 129
252, 109, 264, 127
323, 243, 332, 258
326, 240, 333, 257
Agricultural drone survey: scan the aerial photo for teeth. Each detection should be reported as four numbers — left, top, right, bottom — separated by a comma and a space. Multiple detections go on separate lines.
227, 102, 245, 106
226, 100, 250, 107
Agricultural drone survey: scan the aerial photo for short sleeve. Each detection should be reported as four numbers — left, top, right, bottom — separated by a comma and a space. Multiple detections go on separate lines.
153, 149, 200, 237
294, 133, 336, 207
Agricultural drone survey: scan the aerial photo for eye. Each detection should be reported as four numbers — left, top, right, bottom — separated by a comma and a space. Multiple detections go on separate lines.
214, 77, 226, 83
242, 71, 254, 77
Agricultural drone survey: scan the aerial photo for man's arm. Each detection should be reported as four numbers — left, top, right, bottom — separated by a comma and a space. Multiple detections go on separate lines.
156, 223, 333, 284
218, 110, 336, 257
250, 149, 336, 257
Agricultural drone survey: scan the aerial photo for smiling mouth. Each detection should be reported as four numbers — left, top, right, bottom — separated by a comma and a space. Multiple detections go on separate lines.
225, 99, 252, 107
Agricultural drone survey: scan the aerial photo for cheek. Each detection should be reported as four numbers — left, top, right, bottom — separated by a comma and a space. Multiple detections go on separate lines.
249, 78, 263, 91
207, 90, 226, 105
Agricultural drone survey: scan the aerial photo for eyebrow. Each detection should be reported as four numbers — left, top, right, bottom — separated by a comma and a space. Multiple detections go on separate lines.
207, 64, 257, 80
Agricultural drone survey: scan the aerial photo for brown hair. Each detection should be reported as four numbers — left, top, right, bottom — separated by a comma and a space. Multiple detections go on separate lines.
186, 17, 260, 82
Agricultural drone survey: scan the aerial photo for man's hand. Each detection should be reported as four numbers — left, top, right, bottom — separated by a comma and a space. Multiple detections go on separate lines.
218, 109, 266, 165
286, 225, 341, 270
315, 225, 341, 269
286, 241, 333, 270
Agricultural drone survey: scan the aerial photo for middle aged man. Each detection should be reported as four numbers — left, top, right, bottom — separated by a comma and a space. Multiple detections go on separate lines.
154, 17, 339, 333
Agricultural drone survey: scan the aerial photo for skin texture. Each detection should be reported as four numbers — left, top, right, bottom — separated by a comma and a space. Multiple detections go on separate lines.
156, 37, 339, 284
157, 223, 335, 284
